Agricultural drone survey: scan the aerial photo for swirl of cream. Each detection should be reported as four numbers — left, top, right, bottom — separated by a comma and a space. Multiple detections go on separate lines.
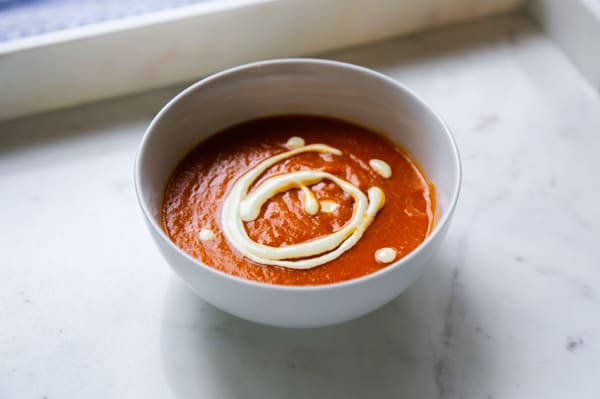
220, 143, 385, 269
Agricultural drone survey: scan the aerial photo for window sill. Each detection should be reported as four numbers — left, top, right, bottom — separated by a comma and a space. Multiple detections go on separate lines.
0, 0, 520, 121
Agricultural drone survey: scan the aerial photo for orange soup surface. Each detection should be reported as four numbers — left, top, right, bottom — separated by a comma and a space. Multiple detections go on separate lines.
163, 116, 435, 286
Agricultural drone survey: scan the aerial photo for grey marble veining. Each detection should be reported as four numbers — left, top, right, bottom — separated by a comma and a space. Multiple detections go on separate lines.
1, 14, 599, 398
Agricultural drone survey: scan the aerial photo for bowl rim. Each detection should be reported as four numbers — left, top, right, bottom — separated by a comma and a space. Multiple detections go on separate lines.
134, 57, 462, 292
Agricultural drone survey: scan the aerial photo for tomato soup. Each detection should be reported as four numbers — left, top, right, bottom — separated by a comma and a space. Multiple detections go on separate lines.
162, 116, 435, 286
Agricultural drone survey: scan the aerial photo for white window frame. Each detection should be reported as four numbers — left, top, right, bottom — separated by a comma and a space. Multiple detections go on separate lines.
0, 0, 522, 120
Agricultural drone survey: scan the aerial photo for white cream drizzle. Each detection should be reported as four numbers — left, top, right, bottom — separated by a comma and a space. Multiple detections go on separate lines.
319, 200, 339, 213
369, 159, 392, 179
375, 247, 397, 263
199, 229, 215, 241
221, 138, 386, 269
286, 136, 305, 149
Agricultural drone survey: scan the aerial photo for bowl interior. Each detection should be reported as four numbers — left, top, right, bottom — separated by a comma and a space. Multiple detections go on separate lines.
137, 59, 460, 256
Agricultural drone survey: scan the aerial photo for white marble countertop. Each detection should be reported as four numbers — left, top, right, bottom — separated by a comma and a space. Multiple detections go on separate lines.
1, 14, 599, 398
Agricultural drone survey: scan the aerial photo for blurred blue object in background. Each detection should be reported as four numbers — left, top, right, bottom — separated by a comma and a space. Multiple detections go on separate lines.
0, 0, 215, 42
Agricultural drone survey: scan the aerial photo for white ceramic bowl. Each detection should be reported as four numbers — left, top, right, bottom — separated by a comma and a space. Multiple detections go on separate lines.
134, 59, 461, 328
